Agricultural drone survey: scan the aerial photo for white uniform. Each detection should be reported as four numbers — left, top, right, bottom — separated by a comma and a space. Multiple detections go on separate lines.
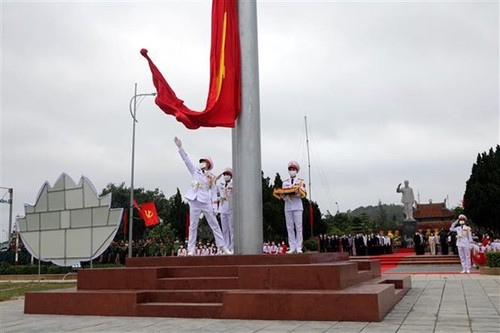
177, 247, 187, 256
281, 177, 306, 253
178, 147, 226, 254
428, 234, 436, 255
217, 179, 234, 252
450, 220, 473, 272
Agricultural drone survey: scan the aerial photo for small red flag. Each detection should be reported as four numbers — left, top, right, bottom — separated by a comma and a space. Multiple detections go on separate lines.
140, 202, 160, 227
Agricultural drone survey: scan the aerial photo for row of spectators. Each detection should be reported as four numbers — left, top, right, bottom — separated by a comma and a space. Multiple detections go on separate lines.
411, 228, 499, 256
318, 233, 396, 256
1, 228, 498, 266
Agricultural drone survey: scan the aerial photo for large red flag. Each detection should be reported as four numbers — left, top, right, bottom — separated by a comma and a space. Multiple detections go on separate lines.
140, 202, 160, 227
141, 0, 241, 129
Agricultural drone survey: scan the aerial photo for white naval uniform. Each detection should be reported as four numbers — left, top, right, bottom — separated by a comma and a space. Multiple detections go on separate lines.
178, 147, 226, 254
450, 220, 473, 272
281, 176, 306, 252
217, 179, 234, 252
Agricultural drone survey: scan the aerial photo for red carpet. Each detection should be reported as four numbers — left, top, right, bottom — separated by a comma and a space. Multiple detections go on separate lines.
350, 251, 414, 273
376, 252, 414, 273
351, 251, 470, 274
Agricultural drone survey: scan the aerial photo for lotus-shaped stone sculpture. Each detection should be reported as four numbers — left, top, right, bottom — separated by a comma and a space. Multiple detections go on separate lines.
16, 173, 123, 266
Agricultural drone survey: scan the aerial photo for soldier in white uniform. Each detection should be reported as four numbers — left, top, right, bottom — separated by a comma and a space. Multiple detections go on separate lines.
277, 161, 307, 254
450, 214, 473, 273
174, 137, 232, 256
217, 167, 234, 252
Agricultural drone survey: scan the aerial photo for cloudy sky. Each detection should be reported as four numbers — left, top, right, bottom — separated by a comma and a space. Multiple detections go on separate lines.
1, 0, 498, 242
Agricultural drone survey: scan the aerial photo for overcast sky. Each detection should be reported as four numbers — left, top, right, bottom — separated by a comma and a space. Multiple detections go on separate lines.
1, 0, 498, 242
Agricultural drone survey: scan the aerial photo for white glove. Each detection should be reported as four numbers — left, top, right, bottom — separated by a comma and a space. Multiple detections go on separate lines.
174, 136, 182, 148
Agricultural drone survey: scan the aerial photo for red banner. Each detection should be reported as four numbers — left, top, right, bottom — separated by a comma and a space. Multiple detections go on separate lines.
122, 210, 128, 237
140, 202, 160, 227
141, 0, 241, 129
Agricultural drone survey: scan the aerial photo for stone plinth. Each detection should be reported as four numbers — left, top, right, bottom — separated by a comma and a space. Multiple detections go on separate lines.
402, 220, 417, 239
24, 253, 411, 322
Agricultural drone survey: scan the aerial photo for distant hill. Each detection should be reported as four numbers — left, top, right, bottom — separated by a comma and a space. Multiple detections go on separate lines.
347, 204, 405, 222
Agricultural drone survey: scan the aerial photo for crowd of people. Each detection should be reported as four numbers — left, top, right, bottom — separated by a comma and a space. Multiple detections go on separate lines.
262, 241, 288, 254
318, 233, 395, 256
1, 227, 499, 269
411, 225, 498, 258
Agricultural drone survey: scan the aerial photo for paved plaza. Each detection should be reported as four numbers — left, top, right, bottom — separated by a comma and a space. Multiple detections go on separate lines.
0, 274, 498, 333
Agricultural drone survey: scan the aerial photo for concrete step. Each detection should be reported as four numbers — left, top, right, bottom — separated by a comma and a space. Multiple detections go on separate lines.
139, 290, 224, 303
162, 265, 239, 278
24, 253, 412, 322
126, 252, 349, 267
136, 275, 411, 321
158, 276, 240, 290
222, 278, 409, 322
136, 302, 223, 318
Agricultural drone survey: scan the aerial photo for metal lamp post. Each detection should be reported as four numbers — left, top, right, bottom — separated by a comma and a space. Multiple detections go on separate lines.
128, 83, 156, 257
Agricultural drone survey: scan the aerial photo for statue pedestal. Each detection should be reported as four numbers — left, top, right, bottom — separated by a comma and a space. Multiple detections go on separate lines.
402, 220, 416, 240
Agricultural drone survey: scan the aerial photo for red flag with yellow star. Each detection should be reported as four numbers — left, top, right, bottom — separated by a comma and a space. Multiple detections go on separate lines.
141, 0, 241, 129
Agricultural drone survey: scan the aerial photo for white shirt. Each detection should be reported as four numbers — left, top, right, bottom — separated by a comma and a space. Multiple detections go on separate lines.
450, 220, 473, 248
178, 147, 217, 204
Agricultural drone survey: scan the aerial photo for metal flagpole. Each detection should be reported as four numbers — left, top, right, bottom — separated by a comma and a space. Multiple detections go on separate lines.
304, 116, 313, 236
129, 84, 138, 258
233, 0, 262, 254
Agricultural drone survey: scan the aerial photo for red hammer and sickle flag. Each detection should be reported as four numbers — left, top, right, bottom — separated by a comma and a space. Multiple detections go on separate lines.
140, 202, 160, 227
141, 0, 241, 129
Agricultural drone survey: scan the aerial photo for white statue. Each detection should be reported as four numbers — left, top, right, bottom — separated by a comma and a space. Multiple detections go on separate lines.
397, 180, 415, 221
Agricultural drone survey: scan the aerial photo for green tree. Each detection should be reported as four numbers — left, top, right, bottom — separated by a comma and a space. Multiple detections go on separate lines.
262, 173, 286, 242
464, 145, 500, 233
146, 222, 176, 255
323, 212, 350, 235
376, 200, 388, 225
164, 189, 189, 241
360, 213, 376, 234
453, 206, 464, 218
350, 216, 364, 235
302, 199, 323, 239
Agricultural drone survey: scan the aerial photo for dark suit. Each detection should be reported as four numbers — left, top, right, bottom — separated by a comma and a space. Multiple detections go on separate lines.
413, 233, 424, 255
